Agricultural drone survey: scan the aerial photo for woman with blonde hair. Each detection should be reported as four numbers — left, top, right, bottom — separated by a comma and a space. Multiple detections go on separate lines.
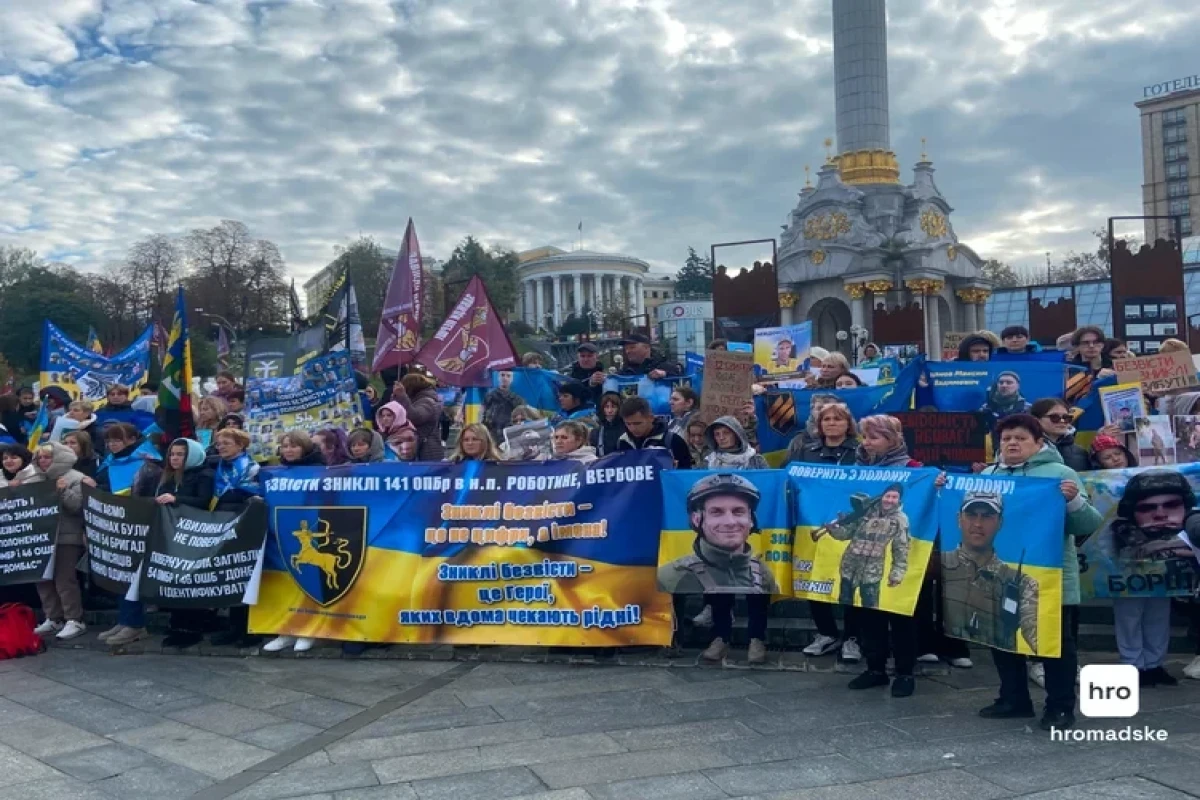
856, 414, 920, 467
196, 395, 228, 449
449, 423, 502, 462
812, 352, 852, 389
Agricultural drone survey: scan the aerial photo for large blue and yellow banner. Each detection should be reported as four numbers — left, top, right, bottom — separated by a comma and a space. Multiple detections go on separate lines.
244, 352, 364, 462
496, 367, 565, 414
789, 465, 937, 616
915, 361, 1066, 416
602, 374, 695, 415
657, 470, 790, 594
1078, 463, 1200, 598
249, 452, 674, 645
40, 321, 152, 404
755, 357, 922, 465
937, 473, 1066, 657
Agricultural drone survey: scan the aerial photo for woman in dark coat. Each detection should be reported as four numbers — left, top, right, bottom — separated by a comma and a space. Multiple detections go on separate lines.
393, 373, 445, 461
590, 391, 626, 457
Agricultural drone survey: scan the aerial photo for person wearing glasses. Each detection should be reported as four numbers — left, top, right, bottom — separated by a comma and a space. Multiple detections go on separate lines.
1030, 399, 1090, 472
1069, 326, 1116, 381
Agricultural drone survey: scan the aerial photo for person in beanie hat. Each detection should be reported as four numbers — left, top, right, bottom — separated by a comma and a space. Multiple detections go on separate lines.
1090, 434, 1138, 470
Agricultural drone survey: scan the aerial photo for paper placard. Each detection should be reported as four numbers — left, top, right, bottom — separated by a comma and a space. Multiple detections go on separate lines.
1114, 349, 1199, 393
700, 350, 755, 422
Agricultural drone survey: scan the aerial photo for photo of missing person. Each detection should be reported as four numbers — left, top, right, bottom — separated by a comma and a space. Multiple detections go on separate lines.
812, 484, 910, 608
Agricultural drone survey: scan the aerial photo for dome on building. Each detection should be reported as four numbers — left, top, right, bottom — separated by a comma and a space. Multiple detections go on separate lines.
517, 246, 651, 332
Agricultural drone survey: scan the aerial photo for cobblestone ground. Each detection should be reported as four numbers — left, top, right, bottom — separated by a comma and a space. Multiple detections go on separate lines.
0, 641, 1198, 799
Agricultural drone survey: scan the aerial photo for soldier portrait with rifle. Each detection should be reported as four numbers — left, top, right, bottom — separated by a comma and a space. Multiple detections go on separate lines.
812, 483, 910, 608
942, 491, 1039, 652
657, 473, 780, 594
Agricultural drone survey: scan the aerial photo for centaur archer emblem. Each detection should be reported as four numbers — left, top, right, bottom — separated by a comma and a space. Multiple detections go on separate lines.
276, 507, 367, 606
291, 520, 352, 590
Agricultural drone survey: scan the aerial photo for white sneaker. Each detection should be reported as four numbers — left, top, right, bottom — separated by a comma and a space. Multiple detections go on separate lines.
803, 634, 840, 656
950, 657, 974, 669
1184, 655, 1200, 680
293, 637, 316, 653
917, 653, 939, 663
841, 638, 862, 663
1028, 661, 1046, 689
692, 606, 713, 627
34, 619, 63, 636
263, 636, 296, 652
56, 620, 87, 640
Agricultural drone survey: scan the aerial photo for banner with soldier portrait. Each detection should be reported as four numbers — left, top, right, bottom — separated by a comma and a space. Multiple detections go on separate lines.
658, 470, 790, 595
602, 374, 695, 416
789, 465, 938, 616
40, 321, 153, 404
1078, 463, 1200, 598
937, 473, 1066, 657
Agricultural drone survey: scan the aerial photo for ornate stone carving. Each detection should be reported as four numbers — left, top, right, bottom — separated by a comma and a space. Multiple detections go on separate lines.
905, 278, 944, 296
919, 209, 948, 239
956, 288, 991, 304
844, 283, 866, 300
810, 249, 826, 265
864, 280, 894, 293
778, 291, 799, 309
946, 245, 958, 261
804, 212, 852, 242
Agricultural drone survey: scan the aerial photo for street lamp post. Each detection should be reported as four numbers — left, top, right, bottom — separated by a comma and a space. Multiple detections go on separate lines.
194, 308, 238, 344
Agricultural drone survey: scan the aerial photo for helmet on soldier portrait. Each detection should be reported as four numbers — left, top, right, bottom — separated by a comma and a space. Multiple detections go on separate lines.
687, 473, 761, 514
1117, 470, 1196, 521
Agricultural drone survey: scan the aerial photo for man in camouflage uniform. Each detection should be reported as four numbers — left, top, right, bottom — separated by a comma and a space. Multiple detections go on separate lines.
942, 491, 1039, 651
658, 473, 780, 594
818, 484, 909, 608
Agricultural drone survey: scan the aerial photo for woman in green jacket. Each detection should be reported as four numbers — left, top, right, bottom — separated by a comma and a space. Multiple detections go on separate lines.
978, 413, 1102, 731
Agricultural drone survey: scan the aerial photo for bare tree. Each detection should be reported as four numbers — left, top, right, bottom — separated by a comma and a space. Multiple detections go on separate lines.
125, 234, 182, 322
183, 220, 288, 331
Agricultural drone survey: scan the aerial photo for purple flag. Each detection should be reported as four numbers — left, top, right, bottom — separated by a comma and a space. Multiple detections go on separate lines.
372, 218, 424, 372
413, 275, 516, 387
217, 325, 230, 369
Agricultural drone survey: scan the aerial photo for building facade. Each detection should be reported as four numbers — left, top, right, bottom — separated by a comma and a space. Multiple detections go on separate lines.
516, 247, 649, 332
643, 276, 677, 316
655, 299, 713, 356
1138, 82, 1200, 241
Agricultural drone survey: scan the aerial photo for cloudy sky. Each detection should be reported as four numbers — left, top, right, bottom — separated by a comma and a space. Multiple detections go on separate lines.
1, 0, 1197, 284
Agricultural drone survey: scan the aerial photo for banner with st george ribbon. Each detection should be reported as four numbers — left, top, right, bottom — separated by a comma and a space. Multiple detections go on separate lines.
82, 487, 155, 596
601, 375, 695, 416
937, 473, 1066, 657
657, 470, 790, 595
249, 452, 674, 646
915, 361, 1066, 420
0, 485, 60, 586
141, 500, 269, 607
789, 465, 938, 616
1078, 463, 1200, 598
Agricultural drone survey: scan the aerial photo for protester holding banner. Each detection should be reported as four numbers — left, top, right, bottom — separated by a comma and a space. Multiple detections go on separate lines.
617, 397, 693, 468
208, 428, 262, 647
977, 414, 1101, 730
1070, 326, 1116, 380
313, 428, 352, 466
856, 415, 921, 469
563, 342, 607, 405
194, 396, 227, 449
394, 373, 445, 460
347, 429, 386, 463
96, 423, 162, 496
49, 400, 97, 444
555, 382, 597, 428
21, 443, 89, 640
618, 333, 680, 378
998, 326, 1041, 356
552, 421, 598, 464
703, 417, 767, 470
449, 423, 502, 462
859, 343, 883, 368
1030, 398, 1090, 472
374, 401, 414, 459
1089, 434, 1137, 469
0, 444, 32, 487
590, 392, 626, 457
685, 418, 709, 465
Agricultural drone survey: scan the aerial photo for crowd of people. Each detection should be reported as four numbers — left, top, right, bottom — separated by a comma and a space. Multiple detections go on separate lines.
2, 323, 1199, 734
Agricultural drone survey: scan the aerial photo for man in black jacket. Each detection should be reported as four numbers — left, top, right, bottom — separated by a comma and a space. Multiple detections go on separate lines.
563, 342, 606, 405
618, 333, 681, 379
616, 396, 693, 468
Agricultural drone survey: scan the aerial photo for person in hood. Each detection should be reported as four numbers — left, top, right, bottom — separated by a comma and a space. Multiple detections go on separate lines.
858, 343, 883, 368
375, 401, 414, 459
703, 416, 767, 469
617, 333, 681, 378
348, 428, 387, 463
590, 391, 626, 457
552, 421, 597, 464
999, 326, 1042, 355
0, 443, 32, 487
278, 430, 325, 468
394, 373, 445, 461
563, 342, 606, 405
556, 381, 596, 427
1089, 434, 1138, 470
957, 333, 995, 362
974, 413, 1101, 731
1030, 399, 1089, 472
482, 370, 523, 441
314, 427, 352, 466
616, 397, 693, 468
21, 443, 89, 641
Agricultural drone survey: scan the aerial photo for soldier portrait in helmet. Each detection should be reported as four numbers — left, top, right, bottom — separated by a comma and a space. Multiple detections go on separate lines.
657, 473, 781, 594
941, 491, 1039, 652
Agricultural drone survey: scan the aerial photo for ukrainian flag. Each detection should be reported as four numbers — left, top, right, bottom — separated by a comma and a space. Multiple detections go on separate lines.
461, 386, 486, 425
25, 403, 49, 449
86, 327, 104, 354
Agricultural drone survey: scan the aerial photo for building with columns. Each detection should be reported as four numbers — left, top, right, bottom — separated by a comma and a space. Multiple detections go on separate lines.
775, 0, 989, 358
516, 246, 650, 332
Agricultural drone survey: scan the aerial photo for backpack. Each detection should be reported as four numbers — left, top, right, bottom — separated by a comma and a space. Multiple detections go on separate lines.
0, 603, 45, 660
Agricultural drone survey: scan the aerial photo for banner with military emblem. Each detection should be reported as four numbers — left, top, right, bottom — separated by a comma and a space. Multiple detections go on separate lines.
658, 470, 790, 595
373, 217, 425, 372
243, 352, 364, 462
1078, 463, 1200, 598
789, 465, 938, 616
937, 473, 1066, 657
755, 357, 922, 466
40, 320, 153, 404
249, 452, 674, 646
414, 275, 517, 387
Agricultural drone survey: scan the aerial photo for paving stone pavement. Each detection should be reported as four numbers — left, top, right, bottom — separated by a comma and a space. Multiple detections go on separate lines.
0, 644, 1198, 799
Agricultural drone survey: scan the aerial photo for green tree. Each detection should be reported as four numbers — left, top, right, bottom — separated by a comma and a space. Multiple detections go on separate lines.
674, 247, 713, 296
327, 237, 392, 333
441, 237, 520, 319
0, 265, 97, 372
557, 311, 594, 338
981, 258, 1021, 288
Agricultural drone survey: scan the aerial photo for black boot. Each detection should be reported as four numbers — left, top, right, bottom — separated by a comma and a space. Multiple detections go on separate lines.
847, 670, 889, 690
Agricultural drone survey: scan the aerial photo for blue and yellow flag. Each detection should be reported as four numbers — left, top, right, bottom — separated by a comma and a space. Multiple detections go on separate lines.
86, 327, 104, 354
461, 386, 486, 425
159, 287, 194, 441
25, 403, 49, 449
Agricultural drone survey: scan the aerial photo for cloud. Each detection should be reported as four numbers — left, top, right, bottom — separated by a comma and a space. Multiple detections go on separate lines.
0, 0, 1196, 285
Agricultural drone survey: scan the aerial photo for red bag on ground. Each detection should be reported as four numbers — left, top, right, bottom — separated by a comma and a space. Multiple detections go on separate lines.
0, 603, 44, 659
